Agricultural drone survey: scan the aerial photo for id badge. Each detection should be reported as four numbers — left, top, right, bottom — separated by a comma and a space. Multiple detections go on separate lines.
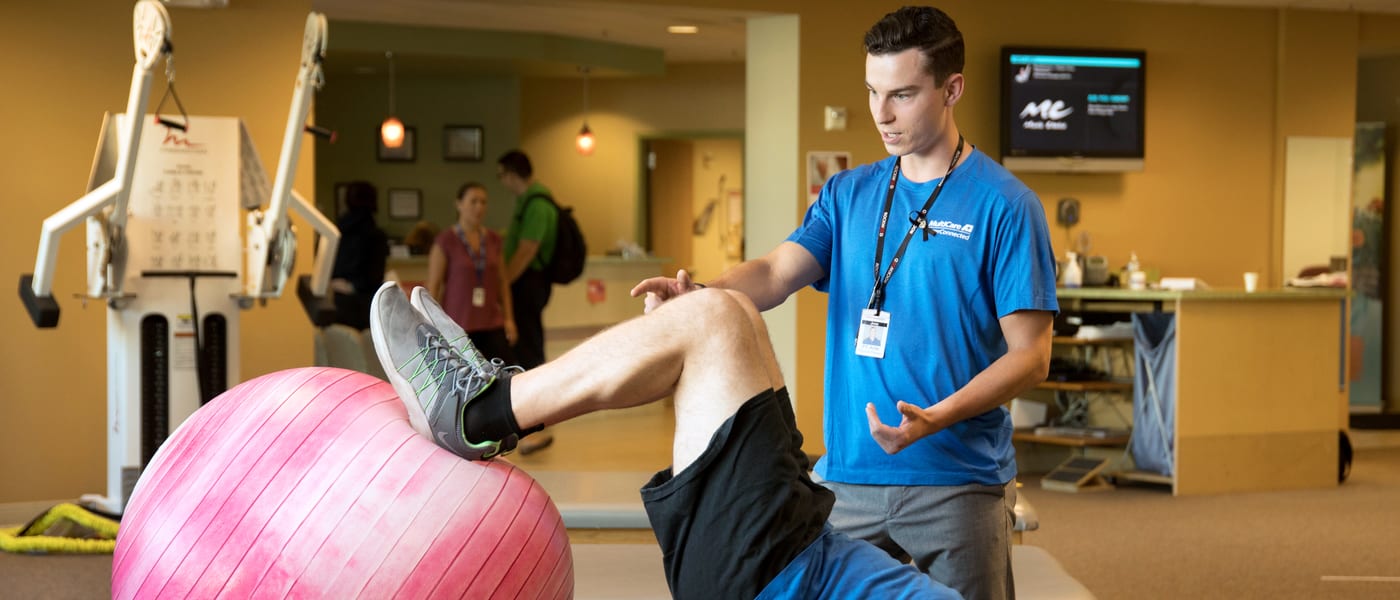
855, 308, 891, 358
471, 287, 486, 307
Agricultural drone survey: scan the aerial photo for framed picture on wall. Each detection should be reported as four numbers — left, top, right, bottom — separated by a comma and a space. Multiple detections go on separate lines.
443, 125, 484, 161
387, 188, 422, 220
377, 126, 417, 162
806, 151, 851, 206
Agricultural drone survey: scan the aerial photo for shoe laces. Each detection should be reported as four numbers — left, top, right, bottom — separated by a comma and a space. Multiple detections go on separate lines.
445, 334, 493, 372
448, 359, 499, 403
491, 357, 525, 377
407, 331, 498, 401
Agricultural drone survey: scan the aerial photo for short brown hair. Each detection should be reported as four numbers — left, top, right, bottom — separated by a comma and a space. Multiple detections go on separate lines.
864, 6, 964, 86
456, 181, 486, 200
496, 150, 533, 179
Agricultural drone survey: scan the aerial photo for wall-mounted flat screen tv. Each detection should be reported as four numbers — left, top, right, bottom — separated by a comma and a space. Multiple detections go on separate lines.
1000, 47, 1146, 173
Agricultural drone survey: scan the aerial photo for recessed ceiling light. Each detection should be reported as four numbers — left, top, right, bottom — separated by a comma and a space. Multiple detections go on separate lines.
667, 25, 699, 34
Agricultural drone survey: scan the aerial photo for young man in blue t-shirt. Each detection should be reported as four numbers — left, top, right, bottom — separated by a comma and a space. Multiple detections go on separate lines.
633, 6, 1058, 599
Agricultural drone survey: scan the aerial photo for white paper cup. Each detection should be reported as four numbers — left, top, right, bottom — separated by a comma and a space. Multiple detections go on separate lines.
1243, 272, 1259, 293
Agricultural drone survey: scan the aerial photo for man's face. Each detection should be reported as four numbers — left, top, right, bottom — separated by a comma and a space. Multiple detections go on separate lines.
497, 167, 524, 195
866, 48, 956, 158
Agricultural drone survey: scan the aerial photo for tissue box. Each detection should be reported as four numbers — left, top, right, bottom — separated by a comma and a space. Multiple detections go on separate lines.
1159, 276, 1210, 291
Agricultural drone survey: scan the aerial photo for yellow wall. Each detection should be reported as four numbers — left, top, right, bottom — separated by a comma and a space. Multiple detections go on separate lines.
519, 63, 745, 252
0, 0, 316, 503
513, 0, 1397, 455
689, 138, 745, 281
4, 0, 1398, 500
797, 1, 1362, 289
782, 1, 1377, 451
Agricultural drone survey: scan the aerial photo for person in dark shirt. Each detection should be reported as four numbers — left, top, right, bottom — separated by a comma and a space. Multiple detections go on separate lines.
329, 181, 389, 330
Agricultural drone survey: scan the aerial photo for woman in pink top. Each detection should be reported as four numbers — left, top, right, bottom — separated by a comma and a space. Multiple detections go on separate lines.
426, 182, 517, 363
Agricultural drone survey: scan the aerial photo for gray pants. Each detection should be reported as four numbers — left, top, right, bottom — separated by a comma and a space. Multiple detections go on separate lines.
816, 475, 1016, 600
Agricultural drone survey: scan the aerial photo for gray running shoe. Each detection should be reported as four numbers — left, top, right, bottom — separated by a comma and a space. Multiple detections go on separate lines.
408, 286, 495, 371
370, 282, 516, 460
409, 285, 527, 380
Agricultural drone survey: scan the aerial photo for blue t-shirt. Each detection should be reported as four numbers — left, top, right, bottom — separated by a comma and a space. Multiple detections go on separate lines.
788, 149, 1058, 486
757, 528, 962, 599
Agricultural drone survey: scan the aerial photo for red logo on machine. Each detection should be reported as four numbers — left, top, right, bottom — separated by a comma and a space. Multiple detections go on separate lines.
161, 130, 204, 149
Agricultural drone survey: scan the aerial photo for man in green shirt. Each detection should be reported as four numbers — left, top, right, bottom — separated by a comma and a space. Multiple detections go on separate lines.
496, 150, 558, 453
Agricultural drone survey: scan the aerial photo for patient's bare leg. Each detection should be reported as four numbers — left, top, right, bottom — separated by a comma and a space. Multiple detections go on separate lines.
509, 288, 778, 471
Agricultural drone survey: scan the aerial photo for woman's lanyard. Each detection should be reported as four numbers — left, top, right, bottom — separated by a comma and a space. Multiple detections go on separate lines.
455, 225, 488, 283
867, 135, 964, 314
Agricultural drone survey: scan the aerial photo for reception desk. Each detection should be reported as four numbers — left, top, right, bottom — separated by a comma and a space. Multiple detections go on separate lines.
1057, 287, 1349, 495
540, 256, 667, 356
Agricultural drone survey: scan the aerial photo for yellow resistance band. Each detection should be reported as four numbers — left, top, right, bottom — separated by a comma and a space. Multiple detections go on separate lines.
0, 503, 119, 555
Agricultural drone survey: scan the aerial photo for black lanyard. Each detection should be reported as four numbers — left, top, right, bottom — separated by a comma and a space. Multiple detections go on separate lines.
455, 225, 488, 282
868, 135, 964, 313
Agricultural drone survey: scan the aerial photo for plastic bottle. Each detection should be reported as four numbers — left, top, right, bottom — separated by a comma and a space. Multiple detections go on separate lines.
1126, 251, 1145, 290
1063, 251, 1083, 288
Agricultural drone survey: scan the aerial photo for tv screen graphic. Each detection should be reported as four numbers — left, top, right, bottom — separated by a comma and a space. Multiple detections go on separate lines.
1000, 47, 1146, 172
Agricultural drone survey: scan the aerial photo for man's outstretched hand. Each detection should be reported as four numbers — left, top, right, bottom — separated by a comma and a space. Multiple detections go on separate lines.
630, 269, 699, 313
866, 401, 937, 454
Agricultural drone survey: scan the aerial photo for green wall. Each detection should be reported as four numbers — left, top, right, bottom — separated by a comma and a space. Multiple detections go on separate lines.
314, 72, 522, 238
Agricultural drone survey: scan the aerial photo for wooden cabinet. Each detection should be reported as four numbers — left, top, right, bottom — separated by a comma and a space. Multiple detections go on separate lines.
1051, 287, 1347, 495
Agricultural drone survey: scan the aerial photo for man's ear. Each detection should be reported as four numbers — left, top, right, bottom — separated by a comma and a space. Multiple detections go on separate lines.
942, 73, 966, 107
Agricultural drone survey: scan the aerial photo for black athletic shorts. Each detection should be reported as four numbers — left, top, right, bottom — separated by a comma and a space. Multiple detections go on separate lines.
640, 388, 834, 600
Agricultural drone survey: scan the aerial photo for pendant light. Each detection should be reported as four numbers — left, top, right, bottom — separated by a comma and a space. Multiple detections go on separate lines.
575, 66, 595, 156
380, 50, 404, 148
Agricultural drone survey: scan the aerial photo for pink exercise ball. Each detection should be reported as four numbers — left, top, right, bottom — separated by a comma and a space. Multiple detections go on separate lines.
112, 367, 573, 599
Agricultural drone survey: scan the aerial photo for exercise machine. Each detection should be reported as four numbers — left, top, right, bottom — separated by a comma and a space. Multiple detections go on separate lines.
246, 12, 338, 316
16, 2, 340, 514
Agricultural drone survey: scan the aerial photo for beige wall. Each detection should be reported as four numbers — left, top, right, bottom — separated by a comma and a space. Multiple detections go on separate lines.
519, 63, 745, 253
0, 0, 315, 502
745, 14, 806, 435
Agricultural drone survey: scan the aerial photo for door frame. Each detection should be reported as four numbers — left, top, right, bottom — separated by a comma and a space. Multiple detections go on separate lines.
636, 130, 745, 250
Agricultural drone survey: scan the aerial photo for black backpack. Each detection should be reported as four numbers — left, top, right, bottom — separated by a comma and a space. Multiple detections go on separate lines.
525, 193, 587, 285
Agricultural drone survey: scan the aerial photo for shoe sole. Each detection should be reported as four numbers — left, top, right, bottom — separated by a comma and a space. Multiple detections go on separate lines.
369, 281, 433, 440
